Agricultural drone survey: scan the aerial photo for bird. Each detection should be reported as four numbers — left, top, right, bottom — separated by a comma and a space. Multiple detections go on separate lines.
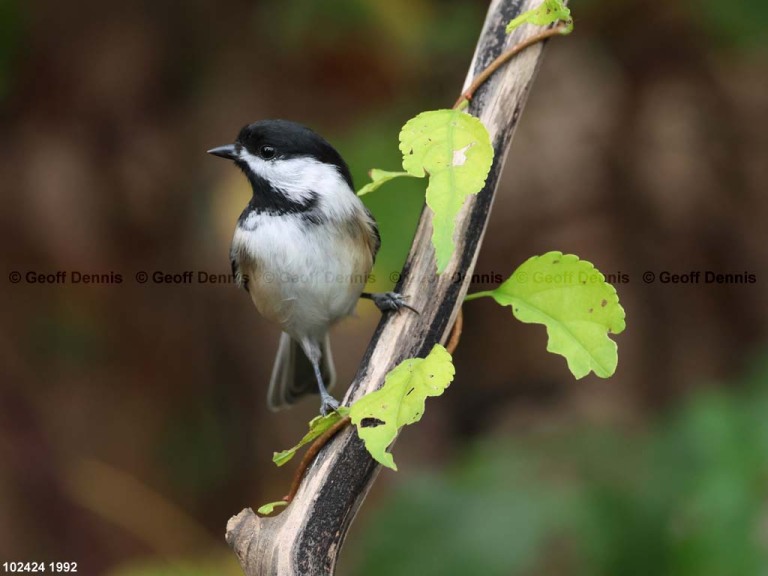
208, 119, 415, 415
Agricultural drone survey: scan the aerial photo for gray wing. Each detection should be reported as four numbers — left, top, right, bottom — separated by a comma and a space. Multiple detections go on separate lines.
364, 207, 381, 262
230, 246, 249, 292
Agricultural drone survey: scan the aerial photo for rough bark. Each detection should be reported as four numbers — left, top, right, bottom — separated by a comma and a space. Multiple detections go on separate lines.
227, 1, 555, 573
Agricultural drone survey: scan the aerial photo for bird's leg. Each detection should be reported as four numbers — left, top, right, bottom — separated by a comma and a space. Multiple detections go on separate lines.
302, 339, 339, 415
360, 292, 419, 314
312, 360, 339, 416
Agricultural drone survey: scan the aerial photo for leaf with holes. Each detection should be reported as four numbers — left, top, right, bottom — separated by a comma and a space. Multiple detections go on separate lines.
399, 109, 493, 273
350, 344, 455, 470
272, 407, 350, 467
506, 0, 573, 34
357, 169, 417, 196
468, 252, 625, 378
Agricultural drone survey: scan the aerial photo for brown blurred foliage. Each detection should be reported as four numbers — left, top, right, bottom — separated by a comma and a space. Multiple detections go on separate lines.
0, 0, 766, 573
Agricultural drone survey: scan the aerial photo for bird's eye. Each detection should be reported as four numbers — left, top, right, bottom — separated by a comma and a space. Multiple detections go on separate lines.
259, 145, 276, 160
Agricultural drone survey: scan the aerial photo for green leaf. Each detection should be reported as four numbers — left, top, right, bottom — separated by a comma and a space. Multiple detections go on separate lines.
399, 110, 493, 273
257, 500, 288, 515
357, 169, 418, 196
469, 252, 625, 379
506, 0, 573, 34
272, 407, 350, 467
350, 344, 455, 470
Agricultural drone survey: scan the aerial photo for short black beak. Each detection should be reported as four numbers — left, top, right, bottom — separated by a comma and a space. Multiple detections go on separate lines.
207, 144, 238, 160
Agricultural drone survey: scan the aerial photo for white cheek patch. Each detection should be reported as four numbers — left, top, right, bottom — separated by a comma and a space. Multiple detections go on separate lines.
239, 151, 360, 220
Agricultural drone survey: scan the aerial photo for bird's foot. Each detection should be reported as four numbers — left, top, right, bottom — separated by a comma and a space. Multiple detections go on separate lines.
319, 394, 340, 416
368, 292, 419, 314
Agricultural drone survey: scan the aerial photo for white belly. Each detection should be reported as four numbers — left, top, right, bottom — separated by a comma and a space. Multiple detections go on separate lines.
232, 213, 372, 340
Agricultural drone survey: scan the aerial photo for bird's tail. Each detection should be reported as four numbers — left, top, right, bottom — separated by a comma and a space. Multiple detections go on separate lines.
267, 332, 336, 411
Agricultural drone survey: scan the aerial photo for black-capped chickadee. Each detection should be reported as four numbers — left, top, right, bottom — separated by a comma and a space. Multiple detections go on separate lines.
208, 120, 415, 415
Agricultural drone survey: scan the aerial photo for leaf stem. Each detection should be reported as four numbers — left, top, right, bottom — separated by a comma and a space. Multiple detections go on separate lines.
282, 416, 351, 504
445, 307, 464, 355
464, 290, 494, 302
453, 24, 570, 110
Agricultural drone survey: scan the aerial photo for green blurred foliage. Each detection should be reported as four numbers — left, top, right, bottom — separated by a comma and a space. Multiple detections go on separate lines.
352, 357, 768, 576
158, 403, 232, 500
258, 0, 481, 60
0, 0, 23, 102
575, 0, 768, 50
108, 554, 240, 576
259, 0, 373, 49
31, 302, 106, 367
693, 0, 768, 49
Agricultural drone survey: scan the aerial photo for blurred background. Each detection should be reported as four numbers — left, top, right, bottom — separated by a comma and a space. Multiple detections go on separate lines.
1, 0, 767, 574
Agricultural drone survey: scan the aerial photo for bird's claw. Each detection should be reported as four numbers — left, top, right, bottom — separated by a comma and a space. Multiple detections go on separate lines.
370, 292, 420, 314
320, 394, 340, 416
